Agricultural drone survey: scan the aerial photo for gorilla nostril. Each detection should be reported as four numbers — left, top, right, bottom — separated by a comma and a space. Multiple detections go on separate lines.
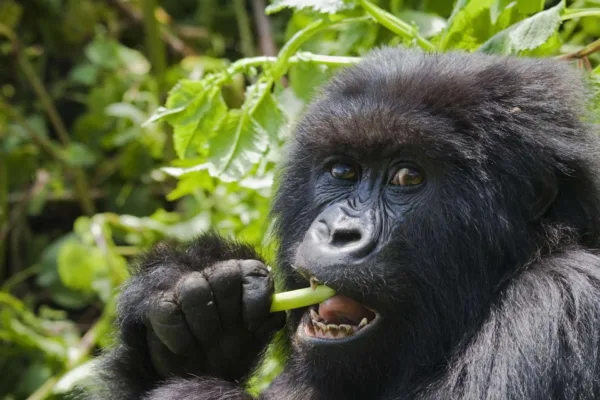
331, 229, 362, 247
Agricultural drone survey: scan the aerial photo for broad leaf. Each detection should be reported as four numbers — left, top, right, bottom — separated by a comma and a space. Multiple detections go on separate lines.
266, 0, 356, 14
252, 92, 286, 146
160, 82, 227, 159
440, 0, 496, 50
479, 1, 563, 55
57, 240, 104, 293
207, 110, 269, 182
397, 11, 447, 38
516, 0, 544, 15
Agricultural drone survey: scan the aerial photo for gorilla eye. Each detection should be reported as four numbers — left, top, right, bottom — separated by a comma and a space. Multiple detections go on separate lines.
330, 163, 358, 181
391, 167, 423, 186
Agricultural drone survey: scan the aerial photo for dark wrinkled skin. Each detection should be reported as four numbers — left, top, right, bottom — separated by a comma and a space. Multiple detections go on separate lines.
91, 49, 600, 400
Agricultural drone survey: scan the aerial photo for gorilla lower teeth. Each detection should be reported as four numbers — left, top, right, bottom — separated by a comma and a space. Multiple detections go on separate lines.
309, 315, 370, 338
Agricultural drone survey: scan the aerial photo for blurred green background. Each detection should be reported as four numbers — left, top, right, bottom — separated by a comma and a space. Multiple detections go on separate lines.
1, 0, 599, 398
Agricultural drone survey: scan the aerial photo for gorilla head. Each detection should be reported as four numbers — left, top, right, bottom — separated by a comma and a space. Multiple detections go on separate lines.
272, 49, 600, 394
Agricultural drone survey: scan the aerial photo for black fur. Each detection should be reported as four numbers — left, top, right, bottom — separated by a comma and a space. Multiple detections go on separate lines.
92, 49, 600, 399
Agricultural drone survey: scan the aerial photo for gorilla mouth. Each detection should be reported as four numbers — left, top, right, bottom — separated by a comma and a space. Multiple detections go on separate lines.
300, 295, 379, 340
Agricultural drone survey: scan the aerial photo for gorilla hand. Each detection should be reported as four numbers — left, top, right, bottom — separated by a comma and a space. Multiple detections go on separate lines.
131, 238, 285, 382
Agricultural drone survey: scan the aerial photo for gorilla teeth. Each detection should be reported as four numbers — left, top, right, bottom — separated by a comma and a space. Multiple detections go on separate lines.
310, 276, 321, 290
310, 309, 323, 321
308, 315, 370, 339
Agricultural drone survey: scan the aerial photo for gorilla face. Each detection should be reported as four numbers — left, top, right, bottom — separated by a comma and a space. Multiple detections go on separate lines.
293, 150, 431, 345
271, 50, 561, 371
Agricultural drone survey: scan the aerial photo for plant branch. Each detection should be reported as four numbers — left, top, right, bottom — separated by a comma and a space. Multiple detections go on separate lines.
0, 25, 71, 145
0, 100, 95, 215
0, 100, 64, 160
0, 25, 95, 215
26, 299, 116, 400
141, 0, 167, 87
105, 0, 196, 57
0, 170, 50, 243
0, 151, 6, 279
234, 0, 256, 57
360, 0, 435, 51
252, 0, 277, 56
561, 8, 600, 20
560, 37, 600, 60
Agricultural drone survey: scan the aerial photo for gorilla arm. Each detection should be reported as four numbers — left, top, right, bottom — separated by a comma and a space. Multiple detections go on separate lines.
419, 249, 600, 400
92, 233, 284, 399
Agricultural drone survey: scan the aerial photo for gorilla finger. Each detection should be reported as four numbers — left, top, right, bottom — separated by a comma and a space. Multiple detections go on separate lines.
240, 260, 275, 331
204, 261, 242, 330
178, 271, 221, 343
148, 292, 196, 354
146, 330, 201, 378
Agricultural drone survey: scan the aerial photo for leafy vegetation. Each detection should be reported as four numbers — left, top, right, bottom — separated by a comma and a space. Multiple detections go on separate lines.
1, 0, 599, 398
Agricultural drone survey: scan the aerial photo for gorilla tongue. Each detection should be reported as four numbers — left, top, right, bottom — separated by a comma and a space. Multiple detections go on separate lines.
317, 295, 375, 325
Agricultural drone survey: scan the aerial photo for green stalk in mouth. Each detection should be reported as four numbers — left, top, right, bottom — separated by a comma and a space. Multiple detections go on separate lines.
270, 285, 336, 312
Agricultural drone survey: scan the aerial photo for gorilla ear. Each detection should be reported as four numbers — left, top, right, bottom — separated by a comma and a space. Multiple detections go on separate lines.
529, 172, 558, 221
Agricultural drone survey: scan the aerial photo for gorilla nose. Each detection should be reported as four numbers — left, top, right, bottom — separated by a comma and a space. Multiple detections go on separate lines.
311, 206, 379, 260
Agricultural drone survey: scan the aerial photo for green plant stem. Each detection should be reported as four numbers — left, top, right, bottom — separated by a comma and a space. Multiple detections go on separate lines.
0, 26, 96, 215
223, 52, 360, 78
360, 0, 435, 51
0, 153, 6, 279
0, 100, 95, 215
1, 264, 41, 292
10, 39, 71, 146
141, 0, 167, 88
0, 100, 64, 161
293, 52, 361, 67
270, 285, 336, 312
561, 8, 600, 20
234, 0, 256, 57
26, 299, 116, 400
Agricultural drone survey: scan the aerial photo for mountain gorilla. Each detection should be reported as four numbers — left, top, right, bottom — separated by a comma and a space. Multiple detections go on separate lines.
94, 49, 600, 399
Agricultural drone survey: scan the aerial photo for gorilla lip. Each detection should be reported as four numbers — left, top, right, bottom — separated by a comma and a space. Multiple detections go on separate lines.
300, 295, 379, 340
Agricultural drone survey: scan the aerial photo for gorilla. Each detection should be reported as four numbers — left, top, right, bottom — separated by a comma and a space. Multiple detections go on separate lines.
94, 48, 600, 400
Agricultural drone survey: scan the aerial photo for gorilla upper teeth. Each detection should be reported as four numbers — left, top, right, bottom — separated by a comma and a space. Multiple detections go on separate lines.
358, 318, 368, 329
310, 309, 323, 321
310, 276, 321, 290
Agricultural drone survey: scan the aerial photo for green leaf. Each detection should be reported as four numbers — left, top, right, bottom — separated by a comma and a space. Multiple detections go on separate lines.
166, 170, 213, 200
57, 240, 105, 293
144, 106, 186, 126
479, 1, 564, 55
85, 37, 120, 70
440, 0, 496, 50
251, 90, 286, 146
105, 102, 146, 124
207, 110, 270, 182
54, 360, 96, 394
289, 63, 331, 103
0, 0, 23, 29
156, 80, 228, 158
117, 45, 151, 75
172, 87, 227, 159
61, 143, 97, 167
516, 0, 544, 15
397, 10, 447, 38
266, 0, 356, 14
68, 63, 99, 86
